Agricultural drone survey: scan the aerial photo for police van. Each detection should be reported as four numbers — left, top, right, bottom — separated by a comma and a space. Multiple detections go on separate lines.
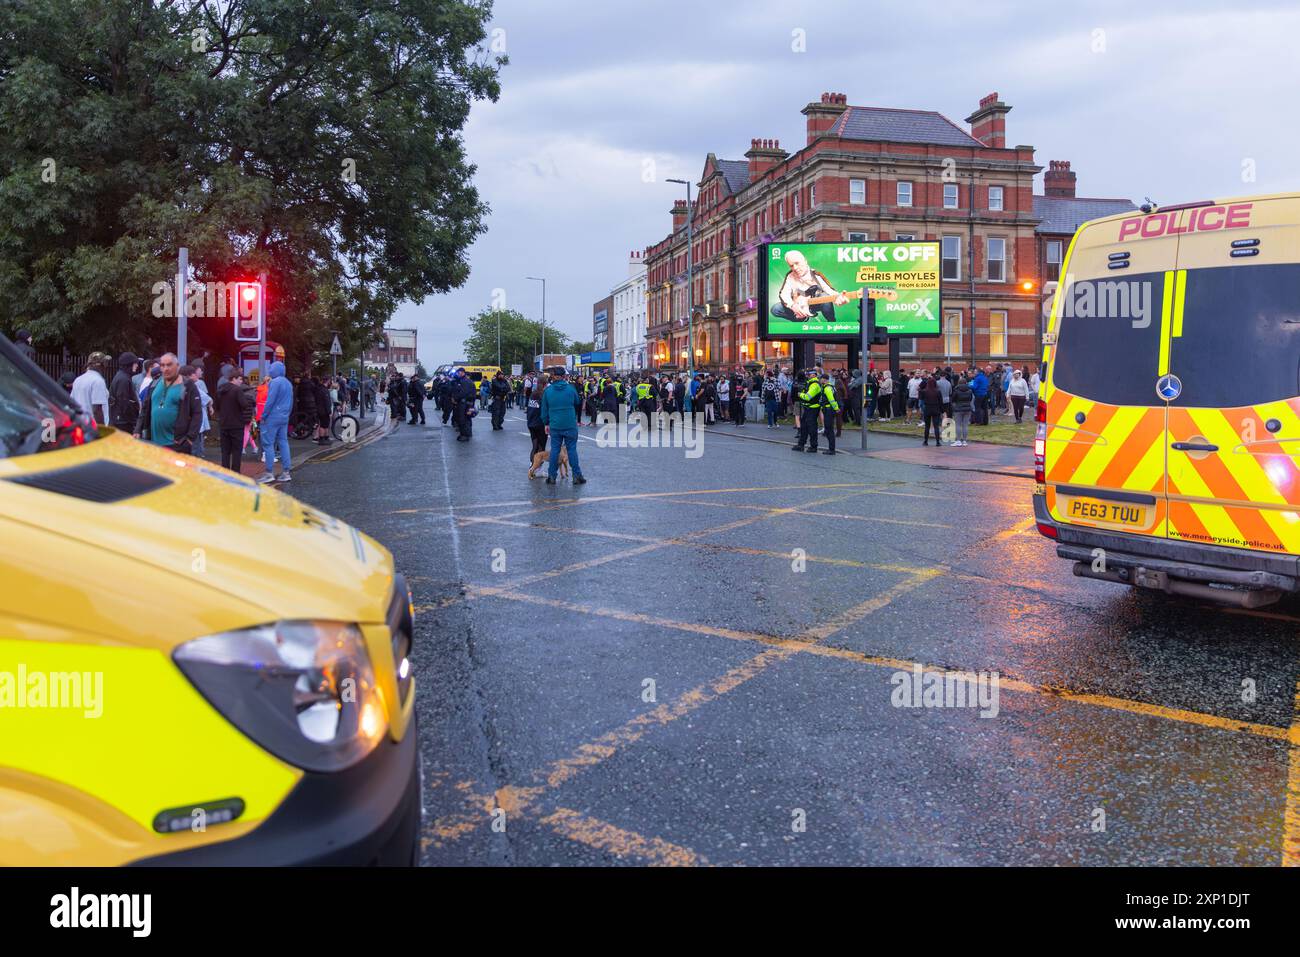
1035, 192, 1300, 607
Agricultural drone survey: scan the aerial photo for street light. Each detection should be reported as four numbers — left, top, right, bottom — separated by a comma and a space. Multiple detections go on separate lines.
526, 276, 547, 364
666, 177, 694, 377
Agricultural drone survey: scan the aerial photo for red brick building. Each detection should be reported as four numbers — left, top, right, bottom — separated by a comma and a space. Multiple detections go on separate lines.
643, 92, 1133, 373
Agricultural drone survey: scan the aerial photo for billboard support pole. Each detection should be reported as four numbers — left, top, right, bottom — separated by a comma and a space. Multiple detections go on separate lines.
860, 297, 871, 451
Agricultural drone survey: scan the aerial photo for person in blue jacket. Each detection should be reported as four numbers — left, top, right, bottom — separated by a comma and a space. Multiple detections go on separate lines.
969, 368, 989, 426
258, 361, 295, 484
539, 368, 586, 486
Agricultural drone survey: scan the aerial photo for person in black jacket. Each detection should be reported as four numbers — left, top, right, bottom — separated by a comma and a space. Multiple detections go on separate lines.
450, 369, 476, 440
313, 375, 333, 444
216, 370, 256, 471
406, 374, 425, 425
489, 372, 509, 430
109, 352, 140, 432
294, 374, 317, 438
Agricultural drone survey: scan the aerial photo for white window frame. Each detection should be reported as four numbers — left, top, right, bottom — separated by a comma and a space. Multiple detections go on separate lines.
943, 183, 959, 209
897, 337, 917, 355
849, 178, 866, 205
809, 183, 816, 207
897, 181, 913, 207
988, 185, 1004, 211
988, 310, 1008, 357
896, 233, 915, 241
1046, 240, 1063, 281
943, 310, 963, 358
987, 237, 1006, 283
941, 236, 961, 281
847, 231, 868, 242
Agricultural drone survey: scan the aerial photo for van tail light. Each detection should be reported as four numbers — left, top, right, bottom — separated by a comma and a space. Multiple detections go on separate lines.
1036, 522, 1058, 539
1033, 398, 1047, 484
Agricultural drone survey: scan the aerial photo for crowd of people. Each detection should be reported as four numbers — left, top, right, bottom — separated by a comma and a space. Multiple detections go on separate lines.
39, 324, 1043, 490
34, 336, 377, 485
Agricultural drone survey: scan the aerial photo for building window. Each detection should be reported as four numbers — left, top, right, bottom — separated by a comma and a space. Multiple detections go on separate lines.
943, 310, 962, 358
848, 232, 868, 242
809, 183, 816, 207
793, 193, 800, 217
943, 183, 959, 209
849, 178, 866, 204
896, 233, 915, 241
988, 310, 1008, 357
941, 236, 961, 281
897, 181, 913, 207
705, 273, 713, 300
1046, 240, 1063, 281
987, 237, 1006, 282
988, 186, 1004, 211
897, 337, 917, 355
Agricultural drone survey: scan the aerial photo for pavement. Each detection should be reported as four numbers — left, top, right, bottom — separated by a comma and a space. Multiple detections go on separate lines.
280, 405, 1300, 866
217, 406, 391, 478
704, 418, 1034, 478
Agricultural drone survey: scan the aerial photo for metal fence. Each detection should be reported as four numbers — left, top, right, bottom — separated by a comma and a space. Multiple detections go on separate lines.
31, 349, 89, 383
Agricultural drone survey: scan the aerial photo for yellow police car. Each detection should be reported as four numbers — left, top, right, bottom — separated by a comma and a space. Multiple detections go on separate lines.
0, 336, 420, 864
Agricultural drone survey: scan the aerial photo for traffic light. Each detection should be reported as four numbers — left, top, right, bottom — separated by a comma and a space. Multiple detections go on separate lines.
233, 281, 263, 342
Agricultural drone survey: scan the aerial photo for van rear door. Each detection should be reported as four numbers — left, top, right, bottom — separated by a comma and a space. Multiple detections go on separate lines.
1043, 224, 1179, 540
1163, 197, 1300, 554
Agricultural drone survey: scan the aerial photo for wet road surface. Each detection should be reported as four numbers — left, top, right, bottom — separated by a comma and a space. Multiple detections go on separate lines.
290, 410, 1300, 865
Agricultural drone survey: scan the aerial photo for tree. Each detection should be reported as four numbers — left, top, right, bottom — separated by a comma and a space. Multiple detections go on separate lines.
463, 307, 569, 368
414, 361, 428, 378
570, 340, 595, 354
0, 0, 504, 366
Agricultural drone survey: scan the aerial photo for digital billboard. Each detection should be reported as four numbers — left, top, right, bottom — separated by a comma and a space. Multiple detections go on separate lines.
759, 241, 942, 339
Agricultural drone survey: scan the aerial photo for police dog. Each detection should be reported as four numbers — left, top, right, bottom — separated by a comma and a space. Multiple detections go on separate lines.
529, 443, 569, 479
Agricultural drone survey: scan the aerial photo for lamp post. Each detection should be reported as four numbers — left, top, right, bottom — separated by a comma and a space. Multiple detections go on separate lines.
526, 276, 547, 365
666, 178, 694, 377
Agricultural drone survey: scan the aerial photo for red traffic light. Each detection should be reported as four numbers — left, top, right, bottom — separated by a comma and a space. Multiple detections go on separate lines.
233, 281, 263, 342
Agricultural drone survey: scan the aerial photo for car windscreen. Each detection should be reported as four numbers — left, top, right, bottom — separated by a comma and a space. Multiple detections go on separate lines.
1168, 263, 1300, 408
0, 345, 99, 458
1051, 271, 1167, 406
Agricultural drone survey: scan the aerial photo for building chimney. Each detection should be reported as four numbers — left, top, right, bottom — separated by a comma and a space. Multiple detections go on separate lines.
801, 92, 849, 145
1043, 160, 1077, 198
746, 138, 788, 180
629, 250, 645, 277
671, 199, 687, 231
964, 91, 1011, 148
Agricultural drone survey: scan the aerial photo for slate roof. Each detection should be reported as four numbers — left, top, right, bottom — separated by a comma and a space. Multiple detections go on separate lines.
1033, 195, 1137, 234
716, 159, 750, 194
830, 106, 985, 148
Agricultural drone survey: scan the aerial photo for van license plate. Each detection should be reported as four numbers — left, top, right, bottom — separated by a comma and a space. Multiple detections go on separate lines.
1067, 497, 1145, 526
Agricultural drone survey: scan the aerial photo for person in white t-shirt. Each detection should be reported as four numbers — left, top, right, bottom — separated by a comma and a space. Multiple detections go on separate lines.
717, 376, 730, 421
70, 353, 111, 426
906, 371, 923, 426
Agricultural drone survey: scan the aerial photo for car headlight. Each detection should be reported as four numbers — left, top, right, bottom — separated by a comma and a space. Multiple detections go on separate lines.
174, 620, 387, 772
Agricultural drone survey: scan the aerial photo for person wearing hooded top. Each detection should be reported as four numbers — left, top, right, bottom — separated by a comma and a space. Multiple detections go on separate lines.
258, 360, 295, 483
109, 351, 141, 431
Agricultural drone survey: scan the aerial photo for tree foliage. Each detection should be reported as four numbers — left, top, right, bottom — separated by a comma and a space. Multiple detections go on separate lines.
0, 0, 503, 368
462, 307, 571, 369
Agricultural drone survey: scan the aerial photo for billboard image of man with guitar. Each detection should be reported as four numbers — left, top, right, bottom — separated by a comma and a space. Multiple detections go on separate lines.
772, 250, 849, 323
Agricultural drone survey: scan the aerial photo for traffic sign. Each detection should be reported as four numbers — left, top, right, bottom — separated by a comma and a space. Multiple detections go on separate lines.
330, 335, 343, 356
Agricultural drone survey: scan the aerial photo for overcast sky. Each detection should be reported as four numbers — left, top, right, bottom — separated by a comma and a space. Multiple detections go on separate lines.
395, 0, 1300, 366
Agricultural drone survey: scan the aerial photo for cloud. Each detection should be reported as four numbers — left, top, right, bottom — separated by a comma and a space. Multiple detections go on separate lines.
400, 0, 1300, 365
